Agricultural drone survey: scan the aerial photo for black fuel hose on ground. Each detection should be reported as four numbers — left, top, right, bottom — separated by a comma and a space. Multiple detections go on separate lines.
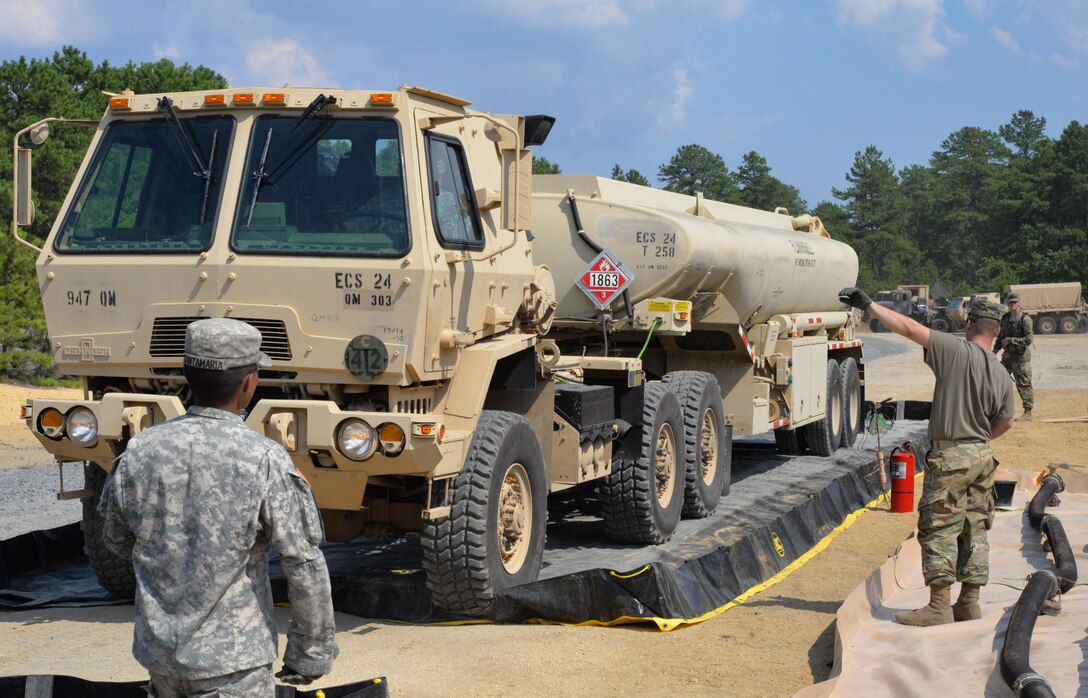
1000, 570, 1060, 698
1040, 514, 1077, 593
1027, 474, 1064, 528
999, 474, 1080, 697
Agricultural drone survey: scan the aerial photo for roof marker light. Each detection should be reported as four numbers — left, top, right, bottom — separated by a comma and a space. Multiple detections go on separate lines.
204, 94, 226, 106
109, 98, 131, 110
263, 93, 286, 105
233, 93, 255, 105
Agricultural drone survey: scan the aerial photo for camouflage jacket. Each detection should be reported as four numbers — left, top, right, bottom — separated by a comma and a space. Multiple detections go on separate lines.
997, 311, 1033, 358
100, 406, 338, 679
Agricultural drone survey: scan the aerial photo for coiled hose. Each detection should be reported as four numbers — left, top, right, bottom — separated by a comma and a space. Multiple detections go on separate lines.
999, 473, 1078, 697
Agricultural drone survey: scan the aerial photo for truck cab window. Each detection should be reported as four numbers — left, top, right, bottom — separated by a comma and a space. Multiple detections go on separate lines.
427, 136, 483, 248
54, 116, 233, 253
232, 117, 409, 257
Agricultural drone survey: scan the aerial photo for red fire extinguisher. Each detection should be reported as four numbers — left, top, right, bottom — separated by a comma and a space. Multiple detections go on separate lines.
890, 442, 917, 513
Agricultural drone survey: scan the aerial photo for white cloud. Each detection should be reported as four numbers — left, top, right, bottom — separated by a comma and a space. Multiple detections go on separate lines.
709, 0, 751, 20
961, 0, 991, 19
0, 0, 93, 46
245, 39, 329, 87
1050, 53, 1077, 70
836, 0, 957, 69
989, 26, 1022, 55
154, 44, 182, 61
488, 0, 630, 28
656, 68, 695, 130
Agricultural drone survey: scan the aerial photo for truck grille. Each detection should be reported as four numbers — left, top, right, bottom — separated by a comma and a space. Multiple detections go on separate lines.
149, 317, 293, 361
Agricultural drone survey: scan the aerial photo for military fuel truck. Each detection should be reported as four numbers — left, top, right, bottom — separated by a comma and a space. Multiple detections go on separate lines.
1002, 283, 1088, 334
13, 85, 864, 616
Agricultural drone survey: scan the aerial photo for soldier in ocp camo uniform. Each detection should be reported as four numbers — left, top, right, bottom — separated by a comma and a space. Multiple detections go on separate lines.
997, 292, 1034, 421
100, 318, 339, 696
839, 288, 1015, 626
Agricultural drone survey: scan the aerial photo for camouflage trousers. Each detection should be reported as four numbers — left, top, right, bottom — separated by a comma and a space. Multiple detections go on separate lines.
917, 443, 998, 586
1001, 356, 1033, 410
147, 663, 273, 697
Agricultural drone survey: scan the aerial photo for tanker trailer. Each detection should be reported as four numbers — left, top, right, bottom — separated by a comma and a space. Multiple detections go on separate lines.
14, 85, 864, 616
531, 175, 864, 457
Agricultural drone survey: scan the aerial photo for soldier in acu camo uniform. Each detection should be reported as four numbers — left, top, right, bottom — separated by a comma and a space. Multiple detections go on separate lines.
997, 292, 1034, 421
100, 318, 339, 696
839, 288, 1015, 627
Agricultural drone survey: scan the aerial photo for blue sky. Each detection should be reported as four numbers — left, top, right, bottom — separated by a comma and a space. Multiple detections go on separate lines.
2, 0, 1086, 208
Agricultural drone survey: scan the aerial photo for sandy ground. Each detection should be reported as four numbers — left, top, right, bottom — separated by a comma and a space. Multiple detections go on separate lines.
0, 333, 1085, 696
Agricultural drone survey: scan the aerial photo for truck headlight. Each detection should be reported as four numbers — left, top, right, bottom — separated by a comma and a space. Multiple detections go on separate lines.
66, 407, 99, 446
337, 419, 377, 461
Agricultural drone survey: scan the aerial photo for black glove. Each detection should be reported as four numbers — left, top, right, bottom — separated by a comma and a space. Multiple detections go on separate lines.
275, 666, 321, 686
838, 287, 872, 311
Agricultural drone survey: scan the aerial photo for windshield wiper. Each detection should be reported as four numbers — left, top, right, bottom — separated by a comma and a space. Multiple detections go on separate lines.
262, 93, 337, 185
245, 94, 337, 228
246, 128, 274, 229
199, 130, 219, 225
157, 97, 210, 179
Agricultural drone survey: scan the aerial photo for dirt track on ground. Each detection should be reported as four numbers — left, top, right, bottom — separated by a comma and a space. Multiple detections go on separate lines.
1, 333, 1085, 696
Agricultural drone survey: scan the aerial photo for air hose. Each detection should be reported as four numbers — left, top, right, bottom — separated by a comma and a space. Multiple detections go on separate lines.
999, 474, 1079, 698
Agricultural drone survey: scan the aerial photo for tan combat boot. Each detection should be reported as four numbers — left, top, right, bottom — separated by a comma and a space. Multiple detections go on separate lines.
1017, 409, 1033, 422
952, 583, 982, 621
895, 583, 953, 626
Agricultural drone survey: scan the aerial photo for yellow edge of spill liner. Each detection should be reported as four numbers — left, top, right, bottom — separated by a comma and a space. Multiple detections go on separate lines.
530, 470, 923, 633
278, 474, 919, 631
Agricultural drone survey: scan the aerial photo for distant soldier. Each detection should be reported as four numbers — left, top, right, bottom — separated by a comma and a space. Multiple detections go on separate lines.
839, 288, 1015, 626
100, 318, 339, 695
997, 292, 1034, 421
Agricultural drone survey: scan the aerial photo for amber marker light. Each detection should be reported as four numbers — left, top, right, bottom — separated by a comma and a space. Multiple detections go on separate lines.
39, 408, 64, 439
233, 93, 255, 105
676, 312, 690, 321
369, 93, 393, 105
108, 98, 131, 110
263, 93, 286, 105
379, 423, 406, 455
204, 94, 226, 106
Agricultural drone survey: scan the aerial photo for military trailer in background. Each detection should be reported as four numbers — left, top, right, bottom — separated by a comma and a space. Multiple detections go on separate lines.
13, 85, 864, 616
1002, 283, 1088, 334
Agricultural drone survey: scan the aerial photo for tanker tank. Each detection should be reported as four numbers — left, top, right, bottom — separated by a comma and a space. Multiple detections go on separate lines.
531, 175, 858, 329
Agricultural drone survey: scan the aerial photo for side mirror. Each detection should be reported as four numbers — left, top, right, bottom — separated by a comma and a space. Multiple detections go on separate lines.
15, 147, 34, 227
523, 115, 555, 147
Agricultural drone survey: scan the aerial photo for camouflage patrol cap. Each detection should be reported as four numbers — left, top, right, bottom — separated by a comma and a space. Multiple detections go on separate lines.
184, 318, 272, 371
968, 298, 1006, 322
1006, 292, 1020, 302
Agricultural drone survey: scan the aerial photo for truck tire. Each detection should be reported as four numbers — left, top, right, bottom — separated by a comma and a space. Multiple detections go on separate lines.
929, 316, 950, 333
1059, 315, 1078, 334
839, 357, 862, 447
1036, 315, 1057, 335
600, 382, 684, 544
868, 319, 882, 333
421, 411, 547, 616
773, 427, 806, 455
82, 462, 136, 599
1078, 316, 1088, 334
804, 359, 844, 457
662, 371, 729, 518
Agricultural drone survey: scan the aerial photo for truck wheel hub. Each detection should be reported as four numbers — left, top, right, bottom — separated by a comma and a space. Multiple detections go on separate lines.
498, 463, 532, 573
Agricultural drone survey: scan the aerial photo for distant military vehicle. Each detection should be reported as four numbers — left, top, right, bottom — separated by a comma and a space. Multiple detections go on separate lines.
14, 85, 864, 615
867, 283, 960, 333
1002, 283, 1088, 334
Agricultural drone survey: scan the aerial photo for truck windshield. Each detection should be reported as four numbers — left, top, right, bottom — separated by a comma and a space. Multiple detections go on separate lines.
232, 116, 408, 257
54, 116, 233, 253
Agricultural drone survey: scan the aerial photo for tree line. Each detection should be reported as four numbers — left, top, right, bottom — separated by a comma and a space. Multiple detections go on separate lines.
2, 47, 1086, 380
